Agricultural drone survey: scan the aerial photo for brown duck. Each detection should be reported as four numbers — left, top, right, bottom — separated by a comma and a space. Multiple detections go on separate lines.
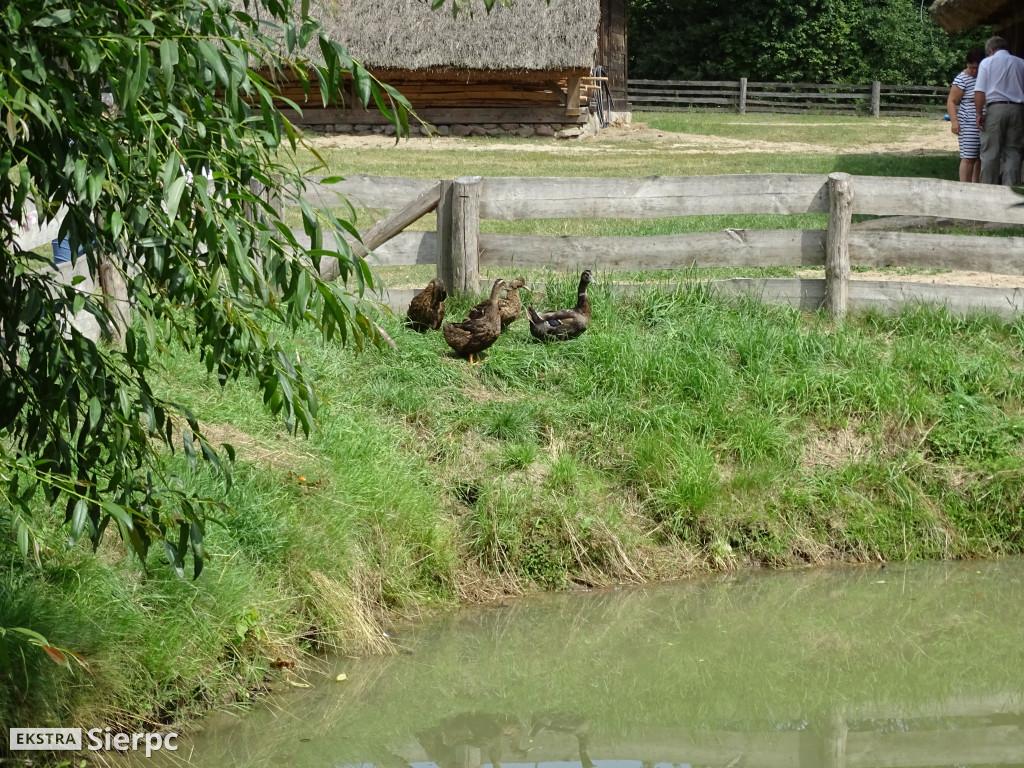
526, 270, 594, 342
468, 276, 530, 330
442, 279, 506, 364
406, 278, 447, 332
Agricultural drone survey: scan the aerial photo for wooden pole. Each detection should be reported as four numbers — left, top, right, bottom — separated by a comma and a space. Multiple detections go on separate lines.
825, 172, 854, 320
436, 178, 454, 288
566, 75, 582, 117
739, 77, 747, 115
320, 181, 441, 281
871, 81, 881, 117
449, 175, 482, 293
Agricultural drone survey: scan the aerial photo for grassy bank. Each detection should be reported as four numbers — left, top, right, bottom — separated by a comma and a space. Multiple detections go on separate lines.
6, 114, 1023, 747
6, 280, 1024, 738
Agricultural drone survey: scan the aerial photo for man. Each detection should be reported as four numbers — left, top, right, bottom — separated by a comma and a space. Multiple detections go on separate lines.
974, 36, 1024, 185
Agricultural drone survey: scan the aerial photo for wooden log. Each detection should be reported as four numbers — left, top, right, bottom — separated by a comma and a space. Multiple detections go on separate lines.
280, 106, 587, 126
849, 231, 1024, 274
826, 172, 855, 319
479, 229, 826, 271
847, 280, 1024, 319
298, 176, 438, 211
479, 175, 831, 220
290, 228, 436, 267
320, 181, 440, 281
871, 81, 881, 117
849, 175, 1024, 224
747, 81, 872, 89
712, 277, 827, 311
436, 178, 454, 287
628, 78, 746, 87
566, 75, 582, 116
739, 77, 748, 114
449, 176, 482, 293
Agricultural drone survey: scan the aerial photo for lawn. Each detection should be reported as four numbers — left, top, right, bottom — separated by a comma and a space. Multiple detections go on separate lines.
10, 111, 1024, 738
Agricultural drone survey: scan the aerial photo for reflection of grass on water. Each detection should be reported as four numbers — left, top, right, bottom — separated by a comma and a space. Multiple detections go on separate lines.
188, 561, 1024, 765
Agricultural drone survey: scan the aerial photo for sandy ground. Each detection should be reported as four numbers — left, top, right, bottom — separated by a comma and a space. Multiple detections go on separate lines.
312, 117, 960, 156
313, 119, 1024, 289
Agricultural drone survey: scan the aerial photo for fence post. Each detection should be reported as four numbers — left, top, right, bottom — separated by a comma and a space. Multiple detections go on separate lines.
739, 77, 747, 115
447, 175, 482, 293
436, 179, 454, 289
825, 172, 854, 320
871, 81, 880, 117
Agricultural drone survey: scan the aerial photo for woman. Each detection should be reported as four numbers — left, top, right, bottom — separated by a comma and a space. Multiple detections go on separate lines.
947, 47, 984, 183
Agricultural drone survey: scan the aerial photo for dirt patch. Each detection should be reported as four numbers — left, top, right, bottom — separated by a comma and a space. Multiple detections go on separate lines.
801, 424, 873, 471
311, 117, 957, 156
199, 422, 318, 471
797, 268, 1024, 290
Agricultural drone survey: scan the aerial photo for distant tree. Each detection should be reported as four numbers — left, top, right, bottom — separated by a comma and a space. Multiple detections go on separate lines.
0, 0, 429, 577
629, 0, 989, 85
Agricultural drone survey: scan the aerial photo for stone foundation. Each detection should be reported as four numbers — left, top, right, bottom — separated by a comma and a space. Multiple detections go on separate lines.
316, 121, 595, 140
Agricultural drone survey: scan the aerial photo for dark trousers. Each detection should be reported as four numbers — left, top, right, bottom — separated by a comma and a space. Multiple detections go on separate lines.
980, 102, 1024, 185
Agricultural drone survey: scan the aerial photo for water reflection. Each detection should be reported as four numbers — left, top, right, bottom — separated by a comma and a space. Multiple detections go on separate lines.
151, 560, 1024, 768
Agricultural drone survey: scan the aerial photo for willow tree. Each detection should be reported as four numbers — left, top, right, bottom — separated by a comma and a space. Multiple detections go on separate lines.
0, 0, 481, 577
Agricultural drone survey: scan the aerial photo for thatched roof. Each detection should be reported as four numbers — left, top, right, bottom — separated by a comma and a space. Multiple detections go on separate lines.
929, 0, 1011, 33
305, 0, 601, 71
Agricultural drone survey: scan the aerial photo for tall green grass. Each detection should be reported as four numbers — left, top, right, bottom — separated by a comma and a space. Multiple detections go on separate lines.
3, 114, 1019, 742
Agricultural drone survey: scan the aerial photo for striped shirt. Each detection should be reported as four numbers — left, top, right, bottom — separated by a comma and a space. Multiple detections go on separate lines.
953, 71, 980, 159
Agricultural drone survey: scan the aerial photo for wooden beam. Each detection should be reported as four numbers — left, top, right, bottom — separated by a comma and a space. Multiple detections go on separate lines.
850, 231, 1024, 275
479, 175, 832, 220
449, 176, 482, 293
436, 179, 454, 287
479, 229, 826, 271
319, 181, 441, 281
826, 172, 854, 319
851, 175, 1024, 224
566, 75, 582, 116
297, 176, 438, 211
280, 107, 587, 126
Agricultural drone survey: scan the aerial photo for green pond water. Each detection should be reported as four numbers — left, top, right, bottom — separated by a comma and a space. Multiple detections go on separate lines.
162, 560, 1024, 768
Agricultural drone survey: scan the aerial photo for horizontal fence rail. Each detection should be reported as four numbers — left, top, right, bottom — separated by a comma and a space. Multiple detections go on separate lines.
290, 173, 1024, 319
628, 78, 948, 116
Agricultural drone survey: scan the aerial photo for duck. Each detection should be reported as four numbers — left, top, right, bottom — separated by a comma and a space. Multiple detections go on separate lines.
406, 277, 447, 332
442, 278, 506, 364
468, 276, 530, 330
526, 270, 594, 342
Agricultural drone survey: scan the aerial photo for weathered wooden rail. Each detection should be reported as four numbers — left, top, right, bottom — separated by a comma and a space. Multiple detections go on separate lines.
628, 79, 948, 117
294, 173, 1024, 320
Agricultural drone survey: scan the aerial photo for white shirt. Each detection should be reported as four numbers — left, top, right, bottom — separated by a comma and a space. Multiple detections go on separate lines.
975, 49, 1024, 104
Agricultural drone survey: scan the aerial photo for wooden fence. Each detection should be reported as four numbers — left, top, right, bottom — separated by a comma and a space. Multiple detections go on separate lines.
627, 79, 949, 116
295, 173, 1024, 321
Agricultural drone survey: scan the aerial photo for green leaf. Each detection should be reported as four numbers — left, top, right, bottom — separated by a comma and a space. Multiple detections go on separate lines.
351, 65, 372, 107
70, 499, 89, 544
110, 210, 124, 239
164, 176, 187, 225
197, 40, 229, 86
16, 520, 29, 558
32, 9, 74, 27
183, 429, 197, 469
160, 38, 179, 89
101, 501, 133, 531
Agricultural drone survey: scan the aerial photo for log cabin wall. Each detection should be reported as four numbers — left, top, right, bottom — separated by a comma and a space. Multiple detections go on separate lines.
272, 68, 594, 136
599, 0, 628, 109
